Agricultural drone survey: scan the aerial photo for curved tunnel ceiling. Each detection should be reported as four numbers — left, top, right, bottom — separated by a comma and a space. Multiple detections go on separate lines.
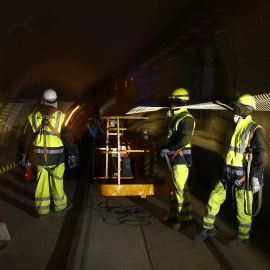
0, 0, 195, 103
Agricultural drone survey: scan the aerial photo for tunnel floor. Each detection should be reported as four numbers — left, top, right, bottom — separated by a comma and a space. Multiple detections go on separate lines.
0, 164, 270, 270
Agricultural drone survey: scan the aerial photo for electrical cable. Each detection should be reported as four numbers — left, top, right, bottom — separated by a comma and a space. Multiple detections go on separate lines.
89, 195, 153, 226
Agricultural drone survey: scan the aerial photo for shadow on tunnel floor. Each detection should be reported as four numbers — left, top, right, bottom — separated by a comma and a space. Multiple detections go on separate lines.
45, 167, 90, 270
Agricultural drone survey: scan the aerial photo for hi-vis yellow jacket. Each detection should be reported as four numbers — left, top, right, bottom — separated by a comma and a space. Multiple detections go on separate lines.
223, 115, 258, 179
28, 110, 66, 166
168, 108, 195, 166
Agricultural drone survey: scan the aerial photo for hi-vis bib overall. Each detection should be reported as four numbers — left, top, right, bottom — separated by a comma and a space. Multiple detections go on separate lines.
168, 108, 195, 221
203, 115, 259, 240
28, 110, 67, 214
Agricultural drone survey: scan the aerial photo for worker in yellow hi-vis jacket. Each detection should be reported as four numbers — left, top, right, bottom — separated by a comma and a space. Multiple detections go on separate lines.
161, 88, 195, 230
194, 94, 267, 248
21, 89, 76, 219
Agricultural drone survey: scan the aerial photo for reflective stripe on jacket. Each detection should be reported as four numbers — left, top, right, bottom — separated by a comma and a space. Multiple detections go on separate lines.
223, 115, 259, 179
28, 110, 66, 166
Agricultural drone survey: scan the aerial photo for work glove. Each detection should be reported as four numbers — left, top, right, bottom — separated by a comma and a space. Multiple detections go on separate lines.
251, 177, 260, 194
68, 156, 76, 168
160, 148, 170, 158
21, 154, 27, 167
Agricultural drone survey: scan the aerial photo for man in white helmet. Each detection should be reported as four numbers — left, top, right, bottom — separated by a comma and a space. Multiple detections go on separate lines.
41, 89, 58, 107
21, 89, 76, 219
194, 94, 267, 247
161, 88, 196, 230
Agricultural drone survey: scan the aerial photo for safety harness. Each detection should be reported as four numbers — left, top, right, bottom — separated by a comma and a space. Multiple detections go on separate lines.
245, 124, 262, 216
35, 112, 63, 180
233, 124, 262, 216
165, 109, 194, 193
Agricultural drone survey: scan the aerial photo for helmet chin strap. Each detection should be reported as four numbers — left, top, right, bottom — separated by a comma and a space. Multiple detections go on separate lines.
42, 100, 58, 108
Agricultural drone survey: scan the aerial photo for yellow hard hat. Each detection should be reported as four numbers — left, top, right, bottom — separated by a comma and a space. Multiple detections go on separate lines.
169, 88, 189, 101
232, 94, 256, 110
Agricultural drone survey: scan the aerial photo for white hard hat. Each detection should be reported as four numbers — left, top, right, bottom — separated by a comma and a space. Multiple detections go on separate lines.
42, 89, 58, 102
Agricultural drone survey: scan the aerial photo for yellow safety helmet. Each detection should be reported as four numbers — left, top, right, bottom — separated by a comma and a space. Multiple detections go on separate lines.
232, 94, 256, 110
168, 88, 189, 101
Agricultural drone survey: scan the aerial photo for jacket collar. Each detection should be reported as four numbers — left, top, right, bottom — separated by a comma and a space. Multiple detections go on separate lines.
38, 104, 58, 116
237, 114, 252, 125
173, 107, 188, 115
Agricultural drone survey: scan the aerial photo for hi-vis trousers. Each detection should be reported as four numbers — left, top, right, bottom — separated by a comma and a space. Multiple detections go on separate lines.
203, 180, 253, 240
35, 163, 67, 215
169, 164, 193, 221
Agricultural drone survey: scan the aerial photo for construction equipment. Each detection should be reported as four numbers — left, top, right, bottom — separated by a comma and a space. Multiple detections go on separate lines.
94, 116, 154, 198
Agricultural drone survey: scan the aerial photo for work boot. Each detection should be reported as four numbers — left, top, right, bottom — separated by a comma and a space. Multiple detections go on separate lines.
194, 226, 217, 242
228, 237, 249, 248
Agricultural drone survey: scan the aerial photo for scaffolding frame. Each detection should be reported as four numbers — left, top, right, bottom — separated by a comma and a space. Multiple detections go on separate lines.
95, 116, 154, 198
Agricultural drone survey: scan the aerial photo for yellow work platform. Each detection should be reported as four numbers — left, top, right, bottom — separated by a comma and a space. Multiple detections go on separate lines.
94, 183, 154, 198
